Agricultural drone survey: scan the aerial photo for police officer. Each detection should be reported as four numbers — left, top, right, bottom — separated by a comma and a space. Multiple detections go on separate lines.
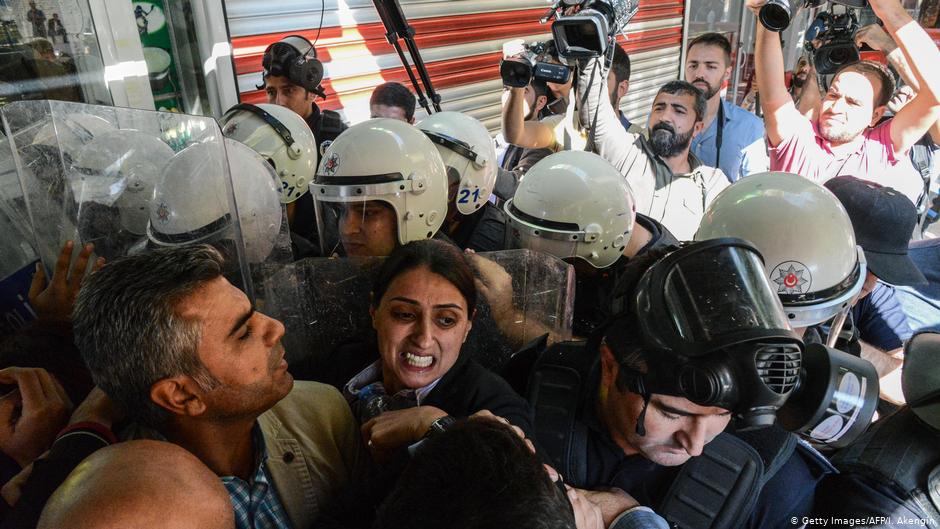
310, 118, 448, 258
503, 150, 678, 336
260, 35, 347, 147
416, 111, 505, 252
221, 102, 321, 258
695, 172, 867, 342
814, 331, 940, 526
525, 239, 832, 529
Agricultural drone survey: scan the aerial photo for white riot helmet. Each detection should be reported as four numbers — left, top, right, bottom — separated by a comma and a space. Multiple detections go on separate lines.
221, 103, 319, 204
695, 171, 867, 329
504, 151, 635, 268
310, 118, 447, 254
71, 130, 174, 236
147, 138, 284, 264
416, 111, 497, 215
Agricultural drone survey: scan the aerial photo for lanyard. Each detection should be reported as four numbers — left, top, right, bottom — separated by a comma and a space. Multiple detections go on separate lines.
714, 100, 725, 169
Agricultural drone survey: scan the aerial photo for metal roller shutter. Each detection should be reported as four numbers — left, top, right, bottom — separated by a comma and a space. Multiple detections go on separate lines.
227, 0, 684, 133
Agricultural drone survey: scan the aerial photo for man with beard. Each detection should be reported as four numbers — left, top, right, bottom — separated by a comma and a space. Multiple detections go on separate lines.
750, 0, 940, 183
71, 245, 364, 529
686, 33, 768, 182
789, 56, 810, 102
579, 58, 729, 240
495, 78, 553, 201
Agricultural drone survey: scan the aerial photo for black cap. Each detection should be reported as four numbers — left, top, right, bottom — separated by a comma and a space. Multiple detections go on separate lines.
825, 176, 926, 286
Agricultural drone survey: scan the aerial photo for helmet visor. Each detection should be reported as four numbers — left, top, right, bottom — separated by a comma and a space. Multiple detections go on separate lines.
504, 199, 603, 267
655, 242, 793, 347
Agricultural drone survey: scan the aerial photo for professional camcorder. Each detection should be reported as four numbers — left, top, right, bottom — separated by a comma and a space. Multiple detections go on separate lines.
543, 0, 639, 61
759, 0, 866, 32
805, 9, 864, 75
500, 41, 572, 88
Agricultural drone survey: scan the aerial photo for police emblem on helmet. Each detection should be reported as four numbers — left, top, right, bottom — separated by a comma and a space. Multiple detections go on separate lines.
323, 152, 340, 175
771, 261, 812, 294
156, 202, 170, 224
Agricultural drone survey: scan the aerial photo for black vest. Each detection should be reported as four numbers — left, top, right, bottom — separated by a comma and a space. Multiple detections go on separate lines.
525, 340, 804, 529
831, 406, 940, 523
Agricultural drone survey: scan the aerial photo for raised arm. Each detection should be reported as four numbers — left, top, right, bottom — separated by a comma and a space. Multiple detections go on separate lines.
856, 22, 940, 146
871, 0, 940, 154
501, 87, 558, 149
748, 0, 805, 147
577, 57, 642, 167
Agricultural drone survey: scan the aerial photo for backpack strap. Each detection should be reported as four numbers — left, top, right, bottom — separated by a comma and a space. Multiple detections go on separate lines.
527, 341, 594, 486
658, 433, 765, 529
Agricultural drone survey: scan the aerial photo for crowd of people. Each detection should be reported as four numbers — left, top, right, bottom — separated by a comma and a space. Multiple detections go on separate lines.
2, 0, 940, 527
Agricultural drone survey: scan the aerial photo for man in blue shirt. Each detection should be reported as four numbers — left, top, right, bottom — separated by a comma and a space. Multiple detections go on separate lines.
687, 33, 768, 182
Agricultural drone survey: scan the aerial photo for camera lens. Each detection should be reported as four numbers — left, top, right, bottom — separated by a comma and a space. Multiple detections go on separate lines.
829, 47, 851, 65
759, 0, 792, 32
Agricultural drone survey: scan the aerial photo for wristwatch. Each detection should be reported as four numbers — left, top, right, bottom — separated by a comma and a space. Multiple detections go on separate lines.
424, 415, 457, 438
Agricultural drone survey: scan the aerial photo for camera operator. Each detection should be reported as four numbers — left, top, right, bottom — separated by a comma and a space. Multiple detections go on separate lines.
749, 0, 940, 184
578, 58, 729, 240
501, 43, 634, 152
686, 33, 769, 182
496, 79, 553, 200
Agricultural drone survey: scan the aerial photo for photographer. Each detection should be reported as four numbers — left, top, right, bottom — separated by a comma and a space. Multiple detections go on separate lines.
501, 43, 633, 152
686, 33, 769, 182
750, 0, 940, 183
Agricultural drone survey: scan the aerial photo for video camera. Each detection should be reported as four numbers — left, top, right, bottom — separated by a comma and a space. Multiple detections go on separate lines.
804, 8, 866, 75
759, 0, 866, 32
542, 0, 639, 61
500, 41, 572, 88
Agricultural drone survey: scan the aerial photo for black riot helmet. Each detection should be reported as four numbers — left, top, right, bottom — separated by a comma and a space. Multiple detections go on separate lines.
604, 238, 805, 430
260, 35, 325, 98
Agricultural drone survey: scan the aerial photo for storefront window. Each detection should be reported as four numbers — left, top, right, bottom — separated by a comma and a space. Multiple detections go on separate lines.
0, 0, 111, 108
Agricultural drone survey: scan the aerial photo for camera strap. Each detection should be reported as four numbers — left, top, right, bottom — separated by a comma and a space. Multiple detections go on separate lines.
714, 100, 725, 169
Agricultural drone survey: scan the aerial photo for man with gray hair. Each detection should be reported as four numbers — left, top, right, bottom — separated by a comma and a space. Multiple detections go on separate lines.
72, 245, 363, 529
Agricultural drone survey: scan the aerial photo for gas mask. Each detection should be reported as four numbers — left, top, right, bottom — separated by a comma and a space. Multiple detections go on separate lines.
605, 238, 878, 445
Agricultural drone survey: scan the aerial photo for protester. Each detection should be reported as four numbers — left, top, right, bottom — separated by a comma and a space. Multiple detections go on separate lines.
370, 82, 417, 124
71, 245, 364, 528
686, 33, 768, 182
375, 419, 669, 529
37, 440, 235, 529
578, 59, 729, 239
750, 0, 940, 183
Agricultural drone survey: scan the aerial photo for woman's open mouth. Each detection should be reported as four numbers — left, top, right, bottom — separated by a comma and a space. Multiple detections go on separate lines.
401, 351, 435, 370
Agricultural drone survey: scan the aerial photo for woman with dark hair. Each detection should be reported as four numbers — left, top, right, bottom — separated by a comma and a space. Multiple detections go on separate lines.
314, 240, 534, 527
332, 239, 531, 464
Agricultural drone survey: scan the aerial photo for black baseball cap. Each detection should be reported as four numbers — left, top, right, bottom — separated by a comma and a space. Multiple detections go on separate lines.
825, 175, 927, 286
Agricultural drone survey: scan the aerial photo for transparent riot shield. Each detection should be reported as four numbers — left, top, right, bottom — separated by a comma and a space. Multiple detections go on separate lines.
0, 205, 39, 335
1, 121, 41, 335
264, 249, 574, 375
0, 100, 265, 302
